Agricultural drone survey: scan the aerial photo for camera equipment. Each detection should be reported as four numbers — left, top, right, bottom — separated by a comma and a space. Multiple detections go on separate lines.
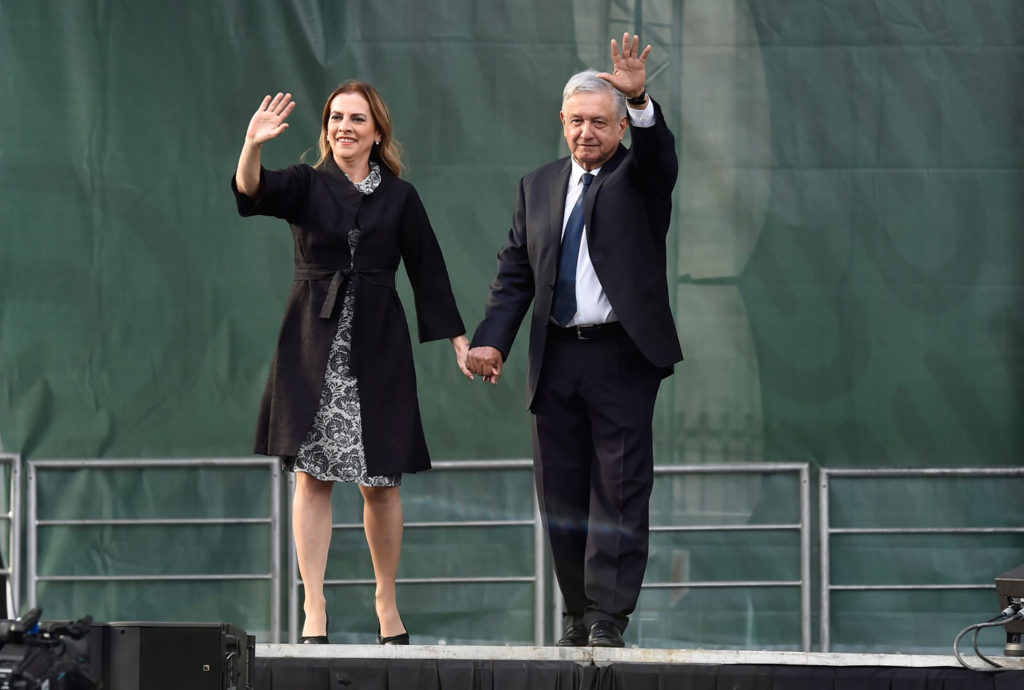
995, 564, 1024, 656
0, 609, 98, 690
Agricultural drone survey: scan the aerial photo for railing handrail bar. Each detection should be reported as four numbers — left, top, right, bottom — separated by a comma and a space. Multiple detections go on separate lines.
654, 462, 810, 474
828, 583, 996, 591
38, 574, 274, 582
829, 527, 1024, 535
643, 580, 804, 589
299, 573, 539, 584
28, 457, 275, 470
330, 520, 534, 530
428, 459, 533, 471
649, 523, 802, 532
821, 467, 1024, 479
37, 518, 272, 526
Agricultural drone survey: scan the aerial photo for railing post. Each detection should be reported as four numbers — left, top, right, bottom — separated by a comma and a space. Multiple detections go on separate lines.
0, 454, 22, 615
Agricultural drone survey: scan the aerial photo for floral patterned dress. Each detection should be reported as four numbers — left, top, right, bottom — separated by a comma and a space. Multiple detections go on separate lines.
293, 162, 400, 488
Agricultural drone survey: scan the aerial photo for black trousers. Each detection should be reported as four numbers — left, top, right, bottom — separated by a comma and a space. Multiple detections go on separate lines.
531, 325, 666, 632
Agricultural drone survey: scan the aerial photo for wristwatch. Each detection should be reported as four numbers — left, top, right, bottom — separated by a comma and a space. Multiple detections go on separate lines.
626, 89, 647, 106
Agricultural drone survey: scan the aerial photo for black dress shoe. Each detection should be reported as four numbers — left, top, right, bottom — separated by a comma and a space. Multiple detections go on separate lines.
588, 621, 624, 648
556, 623, 588, 647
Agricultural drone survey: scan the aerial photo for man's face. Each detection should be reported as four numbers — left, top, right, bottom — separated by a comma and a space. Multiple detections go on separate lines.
560, 90, 628, 171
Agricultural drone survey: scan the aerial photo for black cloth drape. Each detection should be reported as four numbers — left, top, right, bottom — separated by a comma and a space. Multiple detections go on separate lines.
255, 658, 1024, 690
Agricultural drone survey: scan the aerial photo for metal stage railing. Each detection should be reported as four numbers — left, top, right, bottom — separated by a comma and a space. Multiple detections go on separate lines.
287, 460, 812, 650
631, 463, 812, 652
819, 466, 1024, 652
26, 457, 284, 641
35, 458, 1024, 653
286, 459, 547, 644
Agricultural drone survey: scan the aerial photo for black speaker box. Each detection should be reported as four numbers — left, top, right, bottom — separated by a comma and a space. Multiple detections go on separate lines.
99, 622, 254, 690
36, 621, 253, 690
4, 619, 253, 690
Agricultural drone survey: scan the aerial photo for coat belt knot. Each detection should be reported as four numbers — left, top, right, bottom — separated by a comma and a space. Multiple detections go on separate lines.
293, 263, 395, 320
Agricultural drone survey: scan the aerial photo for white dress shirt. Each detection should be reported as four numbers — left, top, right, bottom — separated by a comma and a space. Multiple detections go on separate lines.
559, 98, 655, 326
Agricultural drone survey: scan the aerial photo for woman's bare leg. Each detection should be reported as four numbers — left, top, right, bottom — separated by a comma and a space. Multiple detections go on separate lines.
359, 484, 406, 637
294, 471, 334, 637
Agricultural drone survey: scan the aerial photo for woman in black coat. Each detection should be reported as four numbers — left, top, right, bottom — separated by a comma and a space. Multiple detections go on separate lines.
233, 82, 471, 644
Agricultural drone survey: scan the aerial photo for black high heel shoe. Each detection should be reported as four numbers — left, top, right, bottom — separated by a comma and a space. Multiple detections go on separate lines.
376, 618, 409, 645
300, 614, 330, 644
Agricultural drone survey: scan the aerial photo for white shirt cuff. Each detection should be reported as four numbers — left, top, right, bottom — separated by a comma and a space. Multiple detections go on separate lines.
627, 98, 655, 128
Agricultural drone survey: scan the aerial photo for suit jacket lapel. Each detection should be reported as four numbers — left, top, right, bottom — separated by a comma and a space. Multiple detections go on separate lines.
538, 160, 572, 284
548, 159, 572, 242
583, 145, 628, 240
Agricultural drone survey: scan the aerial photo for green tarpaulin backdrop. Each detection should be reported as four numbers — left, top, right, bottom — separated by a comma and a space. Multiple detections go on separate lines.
1, 0, 1021, 652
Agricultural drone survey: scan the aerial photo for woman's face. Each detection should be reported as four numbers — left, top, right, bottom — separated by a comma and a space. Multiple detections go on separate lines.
326, 92, 379, 171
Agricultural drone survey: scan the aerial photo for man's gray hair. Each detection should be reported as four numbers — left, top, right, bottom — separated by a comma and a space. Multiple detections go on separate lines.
561, 69, 627, 119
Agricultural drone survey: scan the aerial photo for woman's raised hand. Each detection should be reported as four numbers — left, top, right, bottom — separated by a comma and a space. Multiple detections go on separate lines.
246, 92, 296, 145
236, 92, 296, 196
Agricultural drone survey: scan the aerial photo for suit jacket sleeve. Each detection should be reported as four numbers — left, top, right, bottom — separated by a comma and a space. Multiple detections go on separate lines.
628, 100, 678, 237
470, 176, 536, 360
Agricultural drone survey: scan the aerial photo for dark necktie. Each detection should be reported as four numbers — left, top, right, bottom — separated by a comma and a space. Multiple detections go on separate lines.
551, 172, 594, 326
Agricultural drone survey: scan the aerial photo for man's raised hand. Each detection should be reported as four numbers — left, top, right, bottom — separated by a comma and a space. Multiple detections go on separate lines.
596, 33, 651, 99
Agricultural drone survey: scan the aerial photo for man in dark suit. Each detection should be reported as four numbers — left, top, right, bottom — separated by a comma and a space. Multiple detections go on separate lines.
466, 34, 682, 648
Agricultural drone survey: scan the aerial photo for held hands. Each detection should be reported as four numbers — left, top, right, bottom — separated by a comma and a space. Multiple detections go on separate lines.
465, 346, 504, 385
246, 92, 296, 146
452, 335, 474, 380
596, 33, 651, 100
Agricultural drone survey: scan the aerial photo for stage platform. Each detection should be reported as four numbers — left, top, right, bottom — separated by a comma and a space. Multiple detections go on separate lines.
254, 644, 1024, 689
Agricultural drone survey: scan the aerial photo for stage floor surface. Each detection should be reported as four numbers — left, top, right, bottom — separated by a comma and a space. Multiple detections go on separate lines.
255, 644, 1024, 689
